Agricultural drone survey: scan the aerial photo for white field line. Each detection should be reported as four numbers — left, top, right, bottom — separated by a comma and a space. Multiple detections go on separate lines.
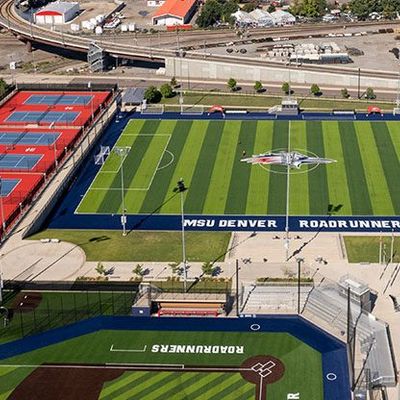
110, 344, 147, 352
74, 133, 171, 214
0, 363, 255, 372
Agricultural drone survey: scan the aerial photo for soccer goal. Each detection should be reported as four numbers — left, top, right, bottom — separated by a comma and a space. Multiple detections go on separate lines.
141, 104, 165, 115
180, 104, 204, 115
94, 145, 110, 165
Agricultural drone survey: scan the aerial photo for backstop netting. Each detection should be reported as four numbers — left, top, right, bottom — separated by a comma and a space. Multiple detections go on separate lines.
141, 104, 165, 115
180, 105, 204, 115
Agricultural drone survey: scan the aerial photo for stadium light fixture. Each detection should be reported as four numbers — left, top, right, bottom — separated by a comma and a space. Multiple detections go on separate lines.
175, 178, 188, 292
113, 147, 131, 236
0, 178, 5, 238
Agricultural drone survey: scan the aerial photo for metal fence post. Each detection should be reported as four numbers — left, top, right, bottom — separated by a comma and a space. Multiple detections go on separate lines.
73, 292, 77, 322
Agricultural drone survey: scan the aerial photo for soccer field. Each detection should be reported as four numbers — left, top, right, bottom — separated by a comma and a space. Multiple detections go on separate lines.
0, 329, 324, 400
77, 119, 400, 216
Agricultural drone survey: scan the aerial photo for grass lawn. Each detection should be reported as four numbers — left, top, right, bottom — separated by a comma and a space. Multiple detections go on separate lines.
162, 91, 394, 110
0, 291, 134, 344
29, 229, 231, 262
0, 329, 323, 400
344, 236, 400, 263
76, 119, 400, 218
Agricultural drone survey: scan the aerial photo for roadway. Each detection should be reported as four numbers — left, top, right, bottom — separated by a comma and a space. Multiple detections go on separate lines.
0, 0, 400, 81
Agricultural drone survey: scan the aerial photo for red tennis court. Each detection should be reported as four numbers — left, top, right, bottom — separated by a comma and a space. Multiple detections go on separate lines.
0, 172, 45, 234
0, 91, 111, 127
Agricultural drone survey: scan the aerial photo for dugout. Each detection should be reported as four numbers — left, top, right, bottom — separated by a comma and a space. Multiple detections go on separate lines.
276, 98, 299, 115
132, 284, 228, 317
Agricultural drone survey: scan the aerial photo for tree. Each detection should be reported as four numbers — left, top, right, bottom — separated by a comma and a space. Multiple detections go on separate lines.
170, 76, 178, 88
366, 87, 376, 99
267, 4, 276, 12
310, 83, 321, 96
349, 0, 381, 20
227, 77, 237, 91
196, 0, 223, 27
160, 83, 174, 98
168, 262, 180, 276
282, 82, 290, 95
290, 0, 327, 17
144, 85, 162, 103
341, 88, 349, 98
0, 79, 8, 96
254, 80, 263, 93
242, 2, 257, 12
202, 262, 215, 276
132, 263, 145, 278
95, 262, 106, 276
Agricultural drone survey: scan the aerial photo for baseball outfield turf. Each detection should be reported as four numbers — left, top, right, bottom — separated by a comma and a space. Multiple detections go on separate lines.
0, 329, 323, 400
76, 119, 400, 217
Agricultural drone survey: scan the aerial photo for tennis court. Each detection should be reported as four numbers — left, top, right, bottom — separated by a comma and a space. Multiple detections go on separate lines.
0, 132, 59, 146
0, 154, 42, 170
6, 111, 79, 124
24, 94, 93, 106
0, 178, 20, 196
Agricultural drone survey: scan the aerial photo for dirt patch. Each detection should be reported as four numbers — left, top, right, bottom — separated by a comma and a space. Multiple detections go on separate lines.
11, 292, 42, 312
8, 365, 124, 400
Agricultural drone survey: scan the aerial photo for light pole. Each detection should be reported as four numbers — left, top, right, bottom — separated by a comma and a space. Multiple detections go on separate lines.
0, 179, 5, 240
296, 257, 304, 314
114, 147, 130, 236
176, 178, 187, 292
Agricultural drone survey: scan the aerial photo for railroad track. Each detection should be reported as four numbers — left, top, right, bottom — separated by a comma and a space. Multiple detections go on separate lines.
0, 0, 398, 82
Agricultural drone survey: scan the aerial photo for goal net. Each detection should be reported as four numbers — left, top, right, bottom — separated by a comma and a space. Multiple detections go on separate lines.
94, 145, 110, 165
141, 104, 165, 115
180, 104, 204, 115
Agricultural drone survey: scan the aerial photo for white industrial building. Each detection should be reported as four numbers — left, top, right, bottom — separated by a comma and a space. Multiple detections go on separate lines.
34, 1, 80, 25
232, 8, 295, 28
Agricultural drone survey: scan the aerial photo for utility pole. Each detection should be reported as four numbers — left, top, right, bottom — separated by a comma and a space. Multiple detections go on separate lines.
236, 259, 240, 316
113, 147, 131, 236
296, 257, 304, 314
176, 179, 187, 292
357, 68, 361, 99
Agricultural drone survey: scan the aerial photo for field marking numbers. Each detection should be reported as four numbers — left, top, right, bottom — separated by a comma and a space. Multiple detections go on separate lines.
110, 345, 147, 353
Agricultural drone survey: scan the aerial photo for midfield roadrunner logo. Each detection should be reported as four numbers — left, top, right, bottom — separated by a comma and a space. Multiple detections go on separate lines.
241, 151, 336, 169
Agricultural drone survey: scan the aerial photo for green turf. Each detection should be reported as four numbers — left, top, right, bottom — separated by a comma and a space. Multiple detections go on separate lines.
344, 236, 400, 263
29, 230, 231, 262
0, 329, 324, 400
77, 119, 400, 217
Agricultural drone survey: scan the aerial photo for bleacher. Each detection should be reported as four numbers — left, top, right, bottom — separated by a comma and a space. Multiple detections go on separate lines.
304, 285, 396, 388
241, 284, 313, 314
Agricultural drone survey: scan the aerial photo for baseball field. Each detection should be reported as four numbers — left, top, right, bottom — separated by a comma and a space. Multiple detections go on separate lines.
76, 119, 400, 217
0, 328, 324, 400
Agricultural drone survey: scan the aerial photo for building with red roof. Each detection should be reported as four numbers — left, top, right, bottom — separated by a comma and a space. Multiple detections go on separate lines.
152, 0, 198, 26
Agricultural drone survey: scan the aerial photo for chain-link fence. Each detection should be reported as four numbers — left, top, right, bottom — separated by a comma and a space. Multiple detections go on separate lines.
0, 281, 138, 343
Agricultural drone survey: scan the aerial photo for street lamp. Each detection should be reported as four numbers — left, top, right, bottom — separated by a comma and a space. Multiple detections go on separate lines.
113, 146, 130, 236
175, 178, 187, 292
0, 178, 5, 239
296, 257, 304, 314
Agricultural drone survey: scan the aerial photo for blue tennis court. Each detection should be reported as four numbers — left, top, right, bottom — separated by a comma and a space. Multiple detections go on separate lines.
0, 132, 59, 146
0, 178, 20, 197
24, 94, 93, 106
0, 154, 42, 170
6, 111, 79, 124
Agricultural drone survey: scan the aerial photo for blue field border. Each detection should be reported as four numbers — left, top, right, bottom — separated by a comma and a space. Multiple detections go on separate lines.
0, 315, 350, 399
44, 111, 400, 233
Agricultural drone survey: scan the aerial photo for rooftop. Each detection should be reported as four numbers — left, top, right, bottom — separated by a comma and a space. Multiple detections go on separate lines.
35, 1, 79, 15
153, 0, 197, 19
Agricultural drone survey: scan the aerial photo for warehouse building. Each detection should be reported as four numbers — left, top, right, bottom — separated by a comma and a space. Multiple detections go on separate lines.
152, 0, 197, 26
34, 2, 80, 25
